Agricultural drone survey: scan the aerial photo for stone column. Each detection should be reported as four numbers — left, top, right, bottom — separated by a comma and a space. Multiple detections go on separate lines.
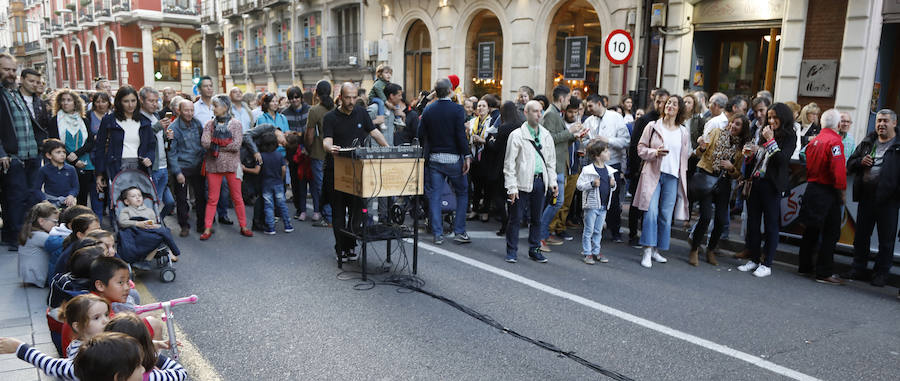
773, 0, 809, 101
835, 0, 883, 144
140, 25, 155, 89
660, 1, 694, 96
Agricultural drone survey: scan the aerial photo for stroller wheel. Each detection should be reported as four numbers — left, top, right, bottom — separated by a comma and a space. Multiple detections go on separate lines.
159, 268, 176, 283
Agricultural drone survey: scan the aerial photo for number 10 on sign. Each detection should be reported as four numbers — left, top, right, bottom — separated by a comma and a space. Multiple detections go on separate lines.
605, 29, 634, 65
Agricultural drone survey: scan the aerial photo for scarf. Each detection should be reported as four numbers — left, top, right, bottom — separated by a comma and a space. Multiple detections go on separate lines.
710, 129, 739, 172
59, 112, 87, 145
752, 140, 781, 179
208, 115, 234, 158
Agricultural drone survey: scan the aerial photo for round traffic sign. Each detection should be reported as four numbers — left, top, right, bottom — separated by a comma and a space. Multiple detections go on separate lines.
604, 29, 634, 65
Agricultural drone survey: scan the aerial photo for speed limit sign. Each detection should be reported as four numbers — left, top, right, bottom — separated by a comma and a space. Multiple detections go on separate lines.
604, 29, 634, 65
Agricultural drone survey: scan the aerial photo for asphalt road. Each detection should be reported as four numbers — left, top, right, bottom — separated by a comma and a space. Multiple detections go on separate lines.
140, 211, 900, 381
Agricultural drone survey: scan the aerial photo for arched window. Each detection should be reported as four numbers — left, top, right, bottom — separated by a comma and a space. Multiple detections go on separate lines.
153, 38, 180, 82
74, 45, 84, 81
60, 47, 69, 81
106, 38, 117, 81
90, 42, 99, 80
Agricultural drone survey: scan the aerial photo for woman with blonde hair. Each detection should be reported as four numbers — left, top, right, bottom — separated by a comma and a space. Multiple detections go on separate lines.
798, 102, 822, 148
49, 89, 97, 211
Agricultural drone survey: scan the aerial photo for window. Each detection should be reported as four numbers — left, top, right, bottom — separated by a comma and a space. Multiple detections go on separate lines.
333, 5, 359, 37
153, 38, 180, 82
90, 43, 99, 80
106, 38, 117, 80
231, 31, 243, 51
60, 47, 69, 81
74, 45, 84, 81
190, 42, 202, 78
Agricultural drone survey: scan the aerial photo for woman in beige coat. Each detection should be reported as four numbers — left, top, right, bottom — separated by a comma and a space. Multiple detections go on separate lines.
632, 95, 691, 268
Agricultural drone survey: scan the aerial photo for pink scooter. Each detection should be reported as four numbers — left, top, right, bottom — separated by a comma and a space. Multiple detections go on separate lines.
133, 295, 198, 360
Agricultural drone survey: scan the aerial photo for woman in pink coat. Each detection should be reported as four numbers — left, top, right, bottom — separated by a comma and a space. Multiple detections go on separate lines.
632, 95, 691, 268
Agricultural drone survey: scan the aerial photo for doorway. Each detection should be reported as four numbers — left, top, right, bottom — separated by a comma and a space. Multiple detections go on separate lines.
405, 20, 431, 99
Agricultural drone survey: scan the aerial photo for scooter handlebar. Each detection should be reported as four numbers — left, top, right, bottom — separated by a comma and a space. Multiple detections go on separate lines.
132, 295, 198, 315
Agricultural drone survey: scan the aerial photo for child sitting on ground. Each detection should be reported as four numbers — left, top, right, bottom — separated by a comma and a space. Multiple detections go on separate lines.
59, 293, 111, 358
36, 139, 79, 208
18, 202, 59, 287
48, 244, 107, 354
575, 141, 617, 265
0, 332, 145, 381
259, 133, 294, 234
104, 313, 187, 380
45, 205, 96, 267
47, 213, 100, 281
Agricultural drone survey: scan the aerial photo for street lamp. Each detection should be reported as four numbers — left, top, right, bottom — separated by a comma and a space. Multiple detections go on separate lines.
214, 42, 224, 59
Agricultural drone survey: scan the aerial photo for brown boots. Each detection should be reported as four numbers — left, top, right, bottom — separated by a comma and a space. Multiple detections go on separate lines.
689, 249, 699, 266
706, 250, 719, 266
689, 247, 719, 266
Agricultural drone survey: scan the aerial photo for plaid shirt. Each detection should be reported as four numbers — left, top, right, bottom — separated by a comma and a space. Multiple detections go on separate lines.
0, 87, 38, 159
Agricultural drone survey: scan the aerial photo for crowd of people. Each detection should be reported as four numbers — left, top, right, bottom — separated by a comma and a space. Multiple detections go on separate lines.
1, 47, 899, 376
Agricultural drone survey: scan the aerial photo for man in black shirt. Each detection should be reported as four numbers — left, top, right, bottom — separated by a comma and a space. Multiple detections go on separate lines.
323, 82, 389, 260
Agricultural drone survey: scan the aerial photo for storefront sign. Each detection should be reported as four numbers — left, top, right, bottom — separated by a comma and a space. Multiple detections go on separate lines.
564, 36, 588, 80
693, 0, 784, 25
477, 42, 494, 79
798, 59, 838, 97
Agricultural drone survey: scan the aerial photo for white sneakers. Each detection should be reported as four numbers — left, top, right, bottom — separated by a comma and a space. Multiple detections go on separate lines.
737, 261, 771, 277
641, 247, 667, 268
752, 265, 771, 277
641, 247, 653, 268
737, 260, 758, 272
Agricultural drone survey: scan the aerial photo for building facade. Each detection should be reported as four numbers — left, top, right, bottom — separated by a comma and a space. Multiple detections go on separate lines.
44, 0, 205, 93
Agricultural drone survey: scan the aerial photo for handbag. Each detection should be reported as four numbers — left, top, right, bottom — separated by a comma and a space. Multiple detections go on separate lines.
688, 170, 719, 201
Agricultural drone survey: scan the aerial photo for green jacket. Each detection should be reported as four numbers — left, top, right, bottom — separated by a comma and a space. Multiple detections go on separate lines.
541, 104, 574, 174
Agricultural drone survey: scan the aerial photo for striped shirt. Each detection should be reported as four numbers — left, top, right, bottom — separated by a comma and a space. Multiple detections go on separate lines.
16, 343, 188, 381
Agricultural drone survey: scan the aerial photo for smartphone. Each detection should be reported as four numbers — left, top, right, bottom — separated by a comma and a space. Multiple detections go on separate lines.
164, 111, 174, 122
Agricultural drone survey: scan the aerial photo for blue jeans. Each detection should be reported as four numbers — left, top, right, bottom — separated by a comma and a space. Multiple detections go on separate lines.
1, 158, 41, 245
152, 168, 175, 218
262, 182, 292, 231
640, 173, 678, 250
425, 160, 468, 237
582, 207, 608, 255
540, 173, 565, 240
217, 179, 232, 218
310, 159, 326, 218
371, 97, 386, 116
507, 176, 545, 258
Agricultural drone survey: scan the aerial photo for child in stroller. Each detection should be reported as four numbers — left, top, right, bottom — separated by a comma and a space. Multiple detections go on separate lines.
110, 169, 180, 282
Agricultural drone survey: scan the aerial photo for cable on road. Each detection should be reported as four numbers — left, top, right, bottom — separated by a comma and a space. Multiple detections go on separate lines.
336, 239, 635, 381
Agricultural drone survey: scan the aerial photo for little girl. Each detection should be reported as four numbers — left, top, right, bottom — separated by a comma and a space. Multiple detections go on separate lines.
59, 293, 111, 358
18, 202, 59, 287
576, 141, 617, 265
0, 332, 146, 381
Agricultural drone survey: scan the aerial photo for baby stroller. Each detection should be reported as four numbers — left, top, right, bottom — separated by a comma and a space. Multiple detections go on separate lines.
109, 169, 177, 283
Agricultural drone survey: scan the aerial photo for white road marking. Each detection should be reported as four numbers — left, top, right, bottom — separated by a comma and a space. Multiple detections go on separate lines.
414, 240, 821, 381
134, 282, 224, 381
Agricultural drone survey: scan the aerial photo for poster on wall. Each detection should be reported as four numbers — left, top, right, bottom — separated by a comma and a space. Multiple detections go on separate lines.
798, 59, 838, 97
693, 57, 704, 87
564, 36, 588, 80
477, 42, 494, 79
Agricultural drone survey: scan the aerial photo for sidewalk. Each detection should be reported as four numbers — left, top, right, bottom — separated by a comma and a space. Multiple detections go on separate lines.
0, 251, 55, 381
621, 204, 900, 288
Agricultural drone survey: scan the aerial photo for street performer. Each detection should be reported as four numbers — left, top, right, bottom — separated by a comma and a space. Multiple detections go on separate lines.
322, 82, 389, 262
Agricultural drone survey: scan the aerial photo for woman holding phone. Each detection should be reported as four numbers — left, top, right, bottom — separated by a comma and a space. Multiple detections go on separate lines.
632, 95, 692, 268
736, 103, 797, 278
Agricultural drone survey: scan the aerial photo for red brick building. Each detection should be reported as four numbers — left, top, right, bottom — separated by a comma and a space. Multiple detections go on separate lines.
48, 0, 204, 93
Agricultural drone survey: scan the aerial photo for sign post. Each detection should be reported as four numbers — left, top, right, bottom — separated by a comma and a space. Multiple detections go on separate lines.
563, 36, 588, 80
604, 29, 634, 65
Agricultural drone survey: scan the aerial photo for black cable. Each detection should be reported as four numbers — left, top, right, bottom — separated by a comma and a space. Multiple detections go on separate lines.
336, 242, 635, 381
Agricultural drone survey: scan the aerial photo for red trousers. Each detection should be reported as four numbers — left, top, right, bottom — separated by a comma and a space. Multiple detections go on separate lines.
205, 172, 247, 229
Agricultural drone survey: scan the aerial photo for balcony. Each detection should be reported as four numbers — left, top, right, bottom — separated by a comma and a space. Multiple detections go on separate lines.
268, 44, 291, 72
228, 50, 244, 75
221, 0, 236, 18
258, 0, 286, 8
94, 0, 111, 20
295, 37, 321, 69
78, 8, 94, 25
111, 0, 130, 13
246, 47, 266, 74
163, 0, 198, 15
327, 34, 359, 68
24, 41, 41, 54
236, 0, 257, 14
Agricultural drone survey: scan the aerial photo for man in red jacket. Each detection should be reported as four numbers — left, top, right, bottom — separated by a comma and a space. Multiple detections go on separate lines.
797, 108, 847, 285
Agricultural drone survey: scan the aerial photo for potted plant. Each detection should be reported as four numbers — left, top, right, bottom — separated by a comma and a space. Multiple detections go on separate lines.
65, 3, 76, 10
80, 0, 91, 6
